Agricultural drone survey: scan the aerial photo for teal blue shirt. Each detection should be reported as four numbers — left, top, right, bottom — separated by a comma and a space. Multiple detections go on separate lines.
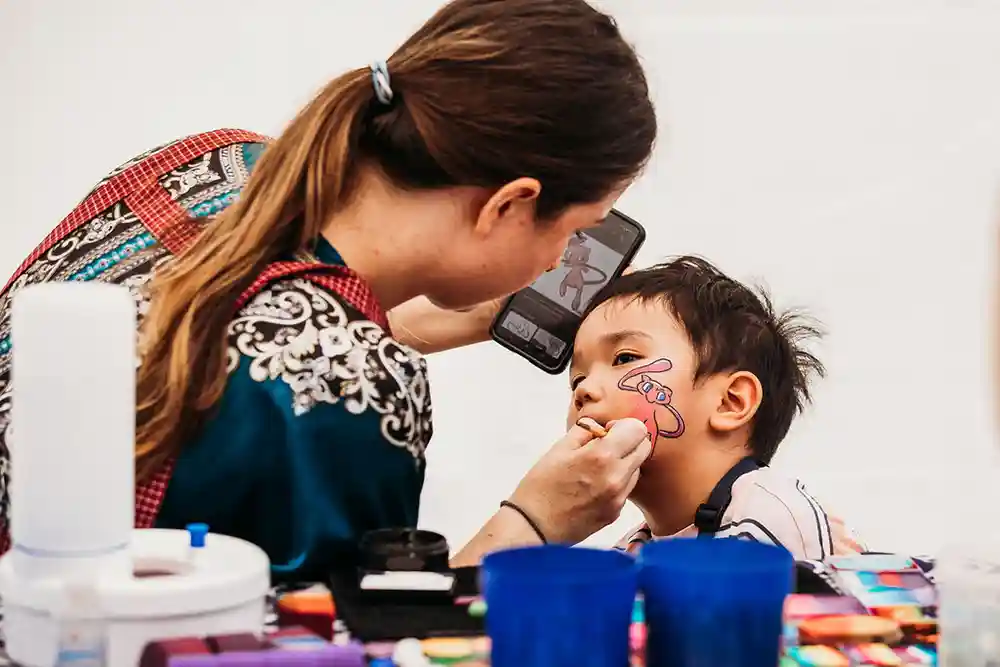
155, 236, 433, 582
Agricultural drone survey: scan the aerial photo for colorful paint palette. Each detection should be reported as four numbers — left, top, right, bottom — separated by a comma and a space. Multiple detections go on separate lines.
828, 555, 936, 608
829, 555, 917, 573
786, 645, 851, 666
845, 643, 902, 666
780, 578, 939, 666
784, 643, 938, 666
785, 594, 868, 621
798, 615, 903, 646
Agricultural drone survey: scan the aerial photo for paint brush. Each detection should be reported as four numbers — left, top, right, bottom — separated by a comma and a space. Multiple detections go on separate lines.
576, 417, 608, 438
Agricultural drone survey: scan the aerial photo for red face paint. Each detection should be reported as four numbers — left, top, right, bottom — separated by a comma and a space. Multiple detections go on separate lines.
618, 358, 686, 453
628, 400, 659, 447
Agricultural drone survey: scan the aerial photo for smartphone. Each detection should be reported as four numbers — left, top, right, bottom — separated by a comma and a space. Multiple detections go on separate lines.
489, 209, 646, 374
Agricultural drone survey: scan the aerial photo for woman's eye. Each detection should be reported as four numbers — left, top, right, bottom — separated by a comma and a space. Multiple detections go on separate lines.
613, 352, 641, 366
570, 376, 584, 390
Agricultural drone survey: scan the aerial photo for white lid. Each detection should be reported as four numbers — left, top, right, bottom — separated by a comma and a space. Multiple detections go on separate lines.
0, 529, 270, 620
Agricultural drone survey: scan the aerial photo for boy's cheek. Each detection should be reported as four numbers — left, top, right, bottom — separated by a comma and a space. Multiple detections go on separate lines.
627, 401, 658, 443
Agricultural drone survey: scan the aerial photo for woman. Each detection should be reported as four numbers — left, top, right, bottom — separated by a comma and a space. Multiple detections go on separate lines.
0, 0, 656, 579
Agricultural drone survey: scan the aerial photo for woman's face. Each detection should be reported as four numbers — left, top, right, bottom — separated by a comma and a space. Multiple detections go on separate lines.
425, 188, 624, 310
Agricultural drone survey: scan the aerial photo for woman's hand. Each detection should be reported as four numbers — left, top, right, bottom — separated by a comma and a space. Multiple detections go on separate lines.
450, 418, 651, 566
387, 296, 504, 355
510, 417, 651, 544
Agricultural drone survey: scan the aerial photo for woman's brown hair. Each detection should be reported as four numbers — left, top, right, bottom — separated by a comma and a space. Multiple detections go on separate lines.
134, 0, 657, 480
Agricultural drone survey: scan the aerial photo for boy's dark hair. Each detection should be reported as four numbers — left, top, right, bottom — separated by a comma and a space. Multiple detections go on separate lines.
586, 256, 825, 463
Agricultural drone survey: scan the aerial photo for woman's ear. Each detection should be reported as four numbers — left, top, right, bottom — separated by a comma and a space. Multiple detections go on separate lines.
708, 371, 762, 434
473, 178, 541, 237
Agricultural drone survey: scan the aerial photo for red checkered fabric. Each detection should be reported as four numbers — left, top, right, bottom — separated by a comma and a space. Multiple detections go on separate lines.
2, 129, 269, 294
134, 458, 176, 529
3, 128, 390, 543
126, 180, 202, 256
235, 262, 390, 332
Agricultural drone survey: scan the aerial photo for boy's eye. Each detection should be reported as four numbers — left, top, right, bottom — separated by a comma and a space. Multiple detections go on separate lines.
613, 352, 641, 366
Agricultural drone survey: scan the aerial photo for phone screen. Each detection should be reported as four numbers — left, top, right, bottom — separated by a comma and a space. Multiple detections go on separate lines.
490, 209, 645, 374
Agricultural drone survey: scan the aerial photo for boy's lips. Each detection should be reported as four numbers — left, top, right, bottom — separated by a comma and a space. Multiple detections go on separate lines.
577, 413, 606, 426
576, 412, 611, 429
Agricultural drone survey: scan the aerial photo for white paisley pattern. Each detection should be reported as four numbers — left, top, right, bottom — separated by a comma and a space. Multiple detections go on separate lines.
160, 154, 222, 197
227, 279, 432, 463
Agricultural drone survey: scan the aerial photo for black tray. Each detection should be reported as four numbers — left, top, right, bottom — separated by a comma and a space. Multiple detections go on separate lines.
327, 566, 484, 641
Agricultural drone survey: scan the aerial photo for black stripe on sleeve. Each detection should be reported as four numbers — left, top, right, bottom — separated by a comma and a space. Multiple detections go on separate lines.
796, 480, 833, 557
716, 519, 789, 552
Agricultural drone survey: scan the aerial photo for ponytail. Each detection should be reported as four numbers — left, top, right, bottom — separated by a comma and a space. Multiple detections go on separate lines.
135, 69, 373, 480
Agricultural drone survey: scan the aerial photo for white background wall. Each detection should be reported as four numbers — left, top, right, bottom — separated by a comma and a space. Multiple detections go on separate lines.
2, 1, 1000, 556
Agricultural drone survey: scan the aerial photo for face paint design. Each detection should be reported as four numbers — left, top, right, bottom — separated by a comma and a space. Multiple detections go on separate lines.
617, 358, 685, 451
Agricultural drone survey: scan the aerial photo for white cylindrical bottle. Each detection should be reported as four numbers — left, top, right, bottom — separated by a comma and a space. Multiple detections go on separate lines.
9, 282, 136, 581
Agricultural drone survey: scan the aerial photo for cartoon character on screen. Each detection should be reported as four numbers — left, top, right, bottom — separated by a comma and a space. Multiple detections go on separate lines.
618, 358, 685, 449
559, 235, 609, 312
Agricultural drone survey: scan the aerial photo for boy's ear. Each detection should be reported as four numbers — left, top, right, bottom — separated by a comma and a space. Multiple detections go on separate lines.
708, 371, 762, 434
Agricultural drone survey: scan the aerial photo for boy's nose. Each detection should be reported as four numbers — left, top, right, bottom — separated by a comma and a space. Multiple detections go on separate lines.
573, 379, 602, 412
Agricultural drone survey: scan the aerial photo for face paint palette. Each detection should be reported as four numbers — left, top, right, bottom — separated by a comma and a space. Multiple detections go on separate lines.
871, 606, 938, 644
785, 594, 868, 620
798, 615, 903, 646
828, 555, 937, 609
783, 594, 869, 647
779, 555, 940, 666
785, 645, 851, 667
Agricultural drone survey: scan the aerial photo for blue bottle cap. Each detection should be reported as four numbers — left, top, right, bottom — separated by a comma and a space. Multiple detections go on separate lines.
187, 522, 210, 548
369, 659, 396, 667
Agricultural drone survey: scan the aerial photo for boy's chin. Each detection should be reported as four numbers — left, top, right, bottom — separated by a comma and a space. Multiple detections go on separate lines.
633, 449, 669, 485
629, 466, 657, 499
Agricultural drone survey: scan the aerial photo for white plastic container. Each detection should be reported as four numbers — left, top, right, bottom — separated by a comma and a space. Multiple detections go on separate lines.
9, 282, 136, 584
0, 283, 271, 666
0, 528, 270, 667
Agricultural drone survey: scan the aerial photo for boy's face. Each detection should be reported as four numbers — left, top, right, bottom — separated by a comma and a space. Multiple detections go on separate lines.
567, 297, 703, 456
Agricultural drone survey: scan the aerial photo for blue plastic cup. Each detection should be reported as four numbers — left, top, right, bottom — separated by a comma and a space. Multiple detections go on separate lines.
638, 538, 794, 667
482, 545, 638, 667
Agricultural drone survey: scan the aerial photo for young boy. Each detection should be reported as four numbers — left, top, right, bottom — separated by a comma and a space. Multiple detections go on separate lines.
567, 256, 863, 560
